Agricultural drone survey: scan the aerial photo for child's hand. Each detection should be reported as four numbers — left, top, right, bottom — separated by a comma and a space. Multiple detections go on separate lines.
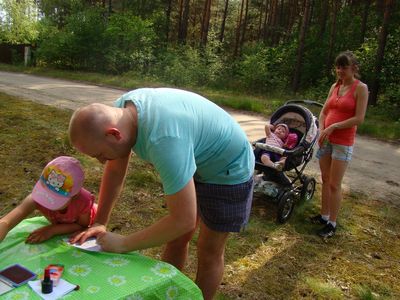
26, 226, 54, 244
97, 232, 128, 253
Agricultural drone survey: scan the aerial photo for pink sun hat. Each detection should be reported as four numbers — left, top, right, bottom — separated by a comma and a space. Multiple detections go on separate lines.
275, 123, 289, 138
31, 156, 84, 210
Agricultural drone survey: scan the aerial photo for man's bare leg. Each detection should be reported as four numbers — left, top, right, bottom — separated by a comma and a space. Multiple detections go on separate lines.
196, 221, 229, 300
162, 227, 197, 270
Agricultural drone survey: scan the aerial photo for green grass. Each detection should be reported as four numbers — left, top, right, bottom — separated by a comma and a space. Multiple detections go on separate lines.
1, 93, 399, 299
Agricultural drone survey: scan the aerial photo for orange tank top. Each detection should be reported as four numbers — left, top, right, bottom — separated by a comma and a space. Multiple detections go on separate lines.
324, 80, 359, 146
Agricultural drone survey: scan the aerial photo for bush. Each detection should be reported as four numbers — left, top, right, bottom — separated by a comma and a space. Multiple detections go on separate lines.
234, 43, 294, 94
103, 13, 156, 74
36, 9, 106, 70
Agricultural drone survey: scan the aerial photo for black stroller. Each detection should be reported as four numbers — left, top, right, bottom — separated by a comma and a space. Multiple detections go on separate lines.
253, 100, 322, 223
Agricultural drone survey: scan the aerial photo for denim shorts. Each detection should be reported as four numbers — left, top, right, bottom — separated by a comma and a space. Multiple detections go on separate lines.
316, 141, 353, 162
195, 177, 254, 232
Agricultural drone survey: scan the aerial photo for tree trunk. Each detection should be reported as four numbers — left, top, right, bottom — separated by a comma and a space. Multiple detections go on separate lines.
291, 0, 311, 92
326, 0, 339, 74
219, 0, 229, 43
257, 0, 264, 40
369, 0, 394, 106
262, 0, 271, 42
165, 0, 172, 42
234, 0, 245, 56
318, 0, 329, 40
200, 0, 212, 47
240, 0, 249, 49
178, 0, 190, 44
360, 0, 370, 45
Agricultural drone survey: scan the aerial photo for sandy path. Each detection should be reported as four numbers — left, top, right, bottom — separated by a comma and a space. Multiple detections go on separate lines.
1, 71, 399, 204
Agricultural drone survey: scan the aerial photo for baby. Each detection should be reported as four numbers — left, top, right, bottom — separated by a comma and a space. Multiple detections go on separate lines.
0, 156, 97, 244
261, 123, 297, 171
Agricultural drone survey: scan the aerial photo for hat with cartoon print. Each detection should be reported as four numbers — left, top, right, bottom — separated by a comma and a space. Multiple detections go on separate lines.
31, 156, 84, 210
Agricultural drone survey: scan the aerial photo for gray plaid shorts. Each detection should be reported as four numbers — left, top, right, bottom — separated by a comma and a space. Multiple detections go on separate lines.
195, 177, 254, 232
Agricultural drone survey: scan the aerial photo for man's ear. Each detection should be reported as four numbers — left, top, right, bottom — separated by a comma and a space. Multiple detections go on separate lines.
106, 128, 122, 140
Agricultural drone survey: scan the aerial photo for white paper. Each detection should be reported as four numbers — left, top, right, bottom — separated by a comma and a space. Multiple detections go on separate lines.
63, 237, 102, 252
0, 279, 13, 296
28, 278, 76, 300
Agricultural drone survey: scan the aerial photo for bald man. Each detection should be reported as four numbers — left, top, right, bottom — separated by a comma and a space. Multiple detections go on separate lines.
69, 88, 254, 300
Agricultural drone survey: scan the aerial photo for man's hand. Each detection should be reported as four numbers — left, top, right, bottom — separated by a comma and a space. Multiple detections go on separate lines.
0, 221, 9, 243
69, 223, 107, 244
97, 232, 128, 253
26, 225, 54, 244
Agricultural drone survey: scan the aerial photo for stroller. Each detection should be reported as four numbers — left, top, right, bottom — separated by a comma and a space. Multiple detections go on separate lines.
253, 100, 322, 223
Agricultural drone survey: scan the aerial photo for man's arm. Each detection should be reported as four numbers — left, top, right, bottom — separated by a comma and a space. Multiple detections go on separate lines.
96, 178, 197, 253
70, 154, 131, 244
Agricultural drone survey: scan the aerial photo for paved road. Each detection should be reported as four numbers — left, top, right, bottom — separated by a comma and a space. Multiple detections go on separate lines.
1, 71, 399, 204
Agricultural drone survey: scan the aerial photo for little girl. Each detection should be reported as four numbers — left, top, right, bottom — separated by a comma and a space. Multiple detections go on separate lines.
0, 156, 97, 244
260, 123, 297, 171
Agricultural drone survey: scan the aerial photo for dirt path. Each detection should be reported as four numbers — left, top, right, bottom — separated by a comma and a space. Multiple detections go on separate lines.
1, 71, 399, 204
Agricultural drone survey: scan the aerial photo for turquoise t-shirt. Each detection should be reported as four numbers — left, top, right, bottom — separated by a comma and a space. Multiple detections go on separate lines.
114, 88, 254, 195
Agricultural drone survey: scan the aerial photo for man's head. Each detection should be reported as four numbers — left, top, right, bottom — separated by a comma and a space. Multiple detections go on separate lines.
69, 103, 134, 163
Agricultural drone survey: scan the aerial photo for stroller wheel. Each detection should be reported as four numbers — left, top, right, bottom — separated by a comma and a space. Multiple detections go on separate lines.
300, 177, 316, 202
276, 191, 295, 223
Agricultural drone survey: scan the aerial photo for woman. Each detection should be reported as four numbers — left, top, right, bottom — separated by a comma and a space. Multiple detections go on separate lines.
311, 51, 368, 238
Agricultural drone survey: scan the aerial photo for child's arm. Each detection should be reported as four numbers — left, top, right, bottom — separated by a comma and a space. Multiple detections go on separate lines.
26, 212, 92, 244
264, 122, 274, 138
0, 194, 36, 242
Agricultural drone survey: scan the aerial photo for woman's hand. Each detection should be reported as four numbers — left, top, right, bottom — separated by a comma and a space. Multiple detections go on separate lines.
318, 124, 338, 147
97, 232, 128, 253
69, 223, 107, 244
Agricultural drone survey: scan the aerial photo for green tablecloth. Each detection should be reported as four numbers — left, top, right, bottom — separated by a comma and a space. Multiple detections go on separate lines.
0, 217, 203, 300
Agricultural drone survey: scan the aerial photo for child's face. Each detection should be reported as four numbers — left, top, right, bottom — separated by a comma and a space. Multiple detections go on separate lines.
54, 194, 76, 211
275, 125, 287, 140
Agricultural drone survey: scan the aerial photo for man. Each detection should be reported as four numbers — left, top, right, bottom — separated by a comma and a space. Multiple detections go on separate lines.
68, 88, 254, 299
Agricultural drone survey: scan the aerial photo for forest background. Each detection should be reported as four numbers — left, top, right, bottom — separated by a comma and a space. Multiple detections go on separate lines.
1, 1, 400, 299
0, 0, 399, 132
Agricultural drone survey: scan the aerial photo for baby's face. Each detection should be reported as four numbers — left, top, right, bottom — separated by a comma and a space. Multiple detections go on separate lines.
275, 125, 288, 139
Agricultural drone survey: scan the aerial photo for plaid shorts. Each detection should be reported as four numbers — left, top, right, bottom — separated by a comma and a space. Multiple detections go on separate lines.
195, 177, 254, 232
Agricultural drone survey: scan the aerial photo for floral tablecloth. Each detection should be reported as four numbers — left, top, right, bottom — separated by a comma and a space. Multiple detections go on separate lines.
0, 217, 203, 300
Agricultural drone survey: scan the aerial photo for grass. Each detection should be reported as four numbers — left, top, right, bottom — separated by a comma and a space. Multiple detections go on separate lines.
1, 92, 400, 299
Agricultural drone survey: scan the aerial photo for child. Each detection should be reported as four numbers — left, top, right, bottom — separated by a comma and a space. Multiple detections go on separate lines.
260, 123, 297, 171
0, 156, 97, 244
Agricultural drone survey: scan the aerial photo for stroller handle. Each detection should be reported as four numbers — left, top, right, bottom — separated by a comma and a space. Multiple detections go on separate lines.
284, 99, 323, 107
253, 142, 304, 157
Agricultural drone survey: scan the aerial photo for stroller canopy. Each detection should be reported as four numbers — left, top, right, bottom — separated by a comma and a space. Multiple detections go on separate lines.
270, 104, 318, 148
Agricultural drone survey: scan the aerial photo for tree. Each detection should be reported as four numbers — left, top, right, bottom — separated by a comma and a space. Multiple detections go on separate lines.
200, 0, 212, 47
360, 0, 371, 44
0, 0, 39, 44
178, 0, 190, 44
369, 0, 395, 106
219, 0, 229, 43
291, 0, 311, 92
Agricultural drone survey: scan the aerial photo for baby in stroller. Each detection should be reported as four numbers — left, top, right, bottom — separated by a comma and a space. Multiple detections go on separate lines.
260, 123, 298, 171
253, 100, 321, 223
